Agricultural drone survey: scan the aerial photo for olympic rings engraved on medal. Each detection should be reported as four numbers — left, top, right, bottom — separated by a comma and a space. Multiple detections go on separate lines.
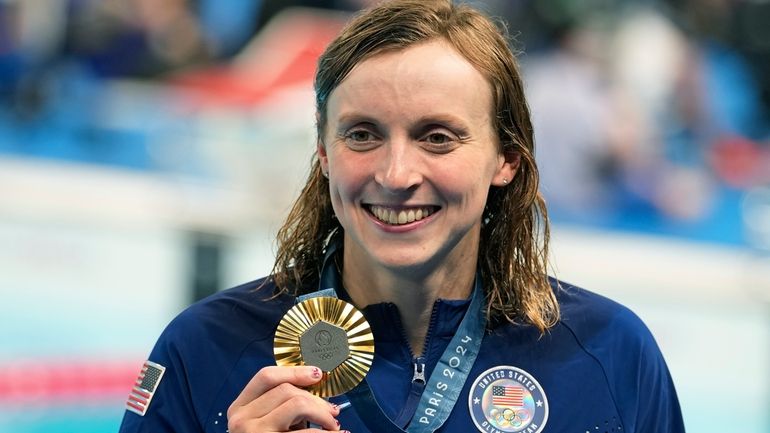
274, 296, 375, 397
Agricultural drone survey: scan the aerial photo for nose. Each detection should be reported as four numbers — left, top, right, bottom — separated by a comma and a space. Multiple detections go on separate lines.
373, 136, 423, 193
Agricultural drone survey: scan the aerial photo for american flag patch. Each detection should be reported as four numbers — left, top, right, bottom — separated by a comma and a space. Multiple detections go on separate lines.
126, 360, 166, 416
492, 385, 524, 407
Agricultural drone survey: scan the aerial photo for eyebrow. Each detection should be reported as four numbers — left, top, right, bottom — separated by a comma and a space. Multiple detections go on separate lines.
334, 113, 380, 130
413, 114, 471, 133
333, 112, 473, 135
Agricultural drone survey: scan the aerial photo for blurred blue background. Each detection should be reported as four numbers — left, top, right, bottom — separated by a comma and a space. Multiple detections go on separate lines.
0, 0, 768, 432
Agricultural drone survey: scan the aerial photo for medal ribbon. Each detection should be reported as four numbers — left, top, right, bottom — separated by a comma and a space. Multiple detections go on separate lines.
306, 243, 487, 433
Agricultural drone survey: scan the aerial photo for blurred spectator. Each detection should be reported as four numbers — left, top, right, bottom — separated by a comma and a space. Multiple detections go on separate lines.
0, 0, 67, 121
197, 0, 264, 59
63, 0, 212, 78
667, 0, 770, 127
254, 0, 372, 31
525, 18, 617, 219
0, 0, 768, 245
0, 3, 23, 105
523, 2, 769, 236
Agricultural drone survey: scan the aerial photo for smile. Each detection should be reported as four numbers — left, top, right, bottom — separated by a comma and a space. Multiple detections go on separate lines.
366, 205, 439, 225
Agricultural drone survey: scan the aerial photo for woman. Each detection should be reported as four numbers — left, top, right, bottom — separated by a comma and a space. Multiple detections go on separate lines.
119, 1, 685, 432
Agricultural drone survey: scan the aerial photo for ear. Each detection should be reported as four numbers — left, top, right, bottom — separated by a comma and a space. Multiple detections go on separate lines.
316, 112, 330, 174
317, 139, 330, 176
491, 150, 520, 186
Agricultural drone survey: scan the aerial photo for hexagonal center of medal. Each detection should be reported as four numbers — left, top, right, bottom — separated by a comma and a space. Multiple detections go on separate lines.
299, 320, 350, 372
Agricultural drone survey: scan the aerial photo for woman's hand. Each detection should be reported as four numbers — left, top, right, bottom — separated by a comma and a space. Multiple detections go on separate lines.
227, 366, 343, 433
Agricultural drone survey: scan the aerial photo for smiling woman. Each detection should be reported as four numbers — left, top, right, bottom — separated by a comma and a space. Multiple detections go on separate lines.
119, 2, 685, 433
319, 39, 515, 317
279, 0, 554, 336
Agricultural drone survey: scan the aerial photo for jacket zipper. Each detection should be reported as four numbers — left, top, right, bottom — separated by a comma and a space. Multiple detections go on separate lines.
392, 301, 441, 427
412, 360, 426, 384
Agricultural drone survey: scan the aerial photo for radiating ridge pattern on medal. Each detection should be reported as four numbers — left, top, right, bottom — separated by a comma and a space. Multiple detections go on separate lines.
274, 296, 374, 397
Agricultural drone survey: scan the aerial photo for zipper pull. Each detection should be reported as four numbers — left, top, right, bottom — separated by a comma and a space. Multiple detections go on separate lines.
412, 359, 426, 384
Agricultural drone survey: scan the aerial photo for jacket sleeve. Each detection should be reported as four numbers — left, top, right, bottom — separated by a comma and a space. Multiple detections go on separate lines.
555, 283, 686, 432
600, 305, 685, 433
632, 331, 686, 433
118, 320, 205, 433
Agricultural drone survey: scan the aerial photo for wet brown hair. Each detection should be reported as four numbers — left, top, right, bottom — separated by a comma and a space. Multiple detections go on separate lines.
270, 0, 559, 332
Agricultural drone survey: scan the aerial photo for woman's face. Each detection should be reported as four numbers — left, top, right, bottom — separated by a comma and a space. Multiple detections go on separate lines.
319, 39, 517, 275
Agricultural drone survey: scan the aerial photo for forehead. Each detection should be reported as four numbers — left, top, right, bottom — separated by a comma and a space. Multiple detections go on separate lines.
326, 39, 494, 125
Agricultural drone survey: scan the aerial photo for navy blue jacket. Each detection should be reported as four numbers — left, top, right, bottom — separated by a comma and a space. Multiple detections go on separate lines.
119, 278, 685, 433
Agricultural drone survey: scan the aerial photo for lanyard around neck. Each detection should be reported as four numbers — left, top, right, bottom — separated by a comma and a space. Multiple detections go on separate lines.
308, 243, 487, 433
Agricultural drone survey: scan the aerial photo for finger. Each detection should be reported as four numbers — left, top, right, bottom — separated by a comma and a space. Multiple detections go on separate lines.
292, 429, 350, 433
292, 429, 349, 433
242, 382, 337, 419
265, 394, 341, 432
227, 397, 339, 433
230, 366, 323, 411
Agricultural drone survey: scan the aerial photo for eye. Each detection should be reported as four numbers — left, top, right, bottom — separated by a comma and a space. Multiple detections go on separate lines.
343, 127, 380, 151
426, 133, 450, 145
420, 130, 458, 153
349, 130, 374, 142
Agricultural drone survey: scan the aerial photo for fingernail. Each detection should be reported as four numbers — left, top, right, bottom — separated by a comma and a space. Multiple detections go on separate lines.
335, 419, 340, 427
311, 367, 322, 378
331, 403, 339, 412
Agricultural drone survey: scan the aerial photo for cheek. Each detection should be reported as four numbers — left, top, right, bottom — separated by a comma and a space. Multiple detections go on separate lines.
328, 152, 371, 204
430, 172, 489, 222
436, 156, 496, 203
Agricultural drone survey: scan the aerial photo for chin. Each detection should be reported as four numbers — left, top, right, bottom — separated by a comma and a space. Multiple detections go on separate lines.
367, 246, 441, 273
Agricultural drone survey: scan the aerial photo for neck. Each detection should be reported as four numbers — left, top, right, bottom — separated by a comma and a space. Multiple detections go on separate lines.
341, 243, 477, 356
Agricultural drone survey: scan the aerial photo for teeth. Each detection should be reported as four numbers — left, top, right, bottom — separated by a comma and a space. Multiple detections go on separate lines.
370, 205, 434, 225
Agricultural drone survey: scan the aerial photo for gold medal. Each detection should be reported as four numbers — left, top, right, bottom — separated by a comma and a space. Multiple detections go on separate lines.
274, 296, 374, 397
